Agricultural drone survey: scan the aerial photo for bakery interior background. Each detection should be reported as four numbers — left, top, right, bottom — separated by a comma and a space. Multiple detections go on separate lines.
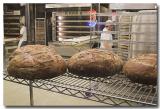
3, 3, 158, 107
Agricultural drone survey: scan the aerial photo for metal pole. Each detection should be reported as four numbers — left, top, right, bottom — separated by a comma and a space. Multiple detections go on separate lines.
98, 3, 100, 48
29, 80, 34, 106
89, 4, 92, 48
85, 78, 93, 97
25, 4, 31, 43
45, 11, 48, 46
34, 4, 36, 44
156, 4, 159, 88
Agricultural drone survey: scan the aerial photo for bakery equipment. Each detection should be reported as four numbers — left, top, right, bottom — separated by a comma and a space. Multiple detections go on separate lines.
130, 10, 157, 57
4, 72, 157, 106
35, 18, 46, 44
49, 4, 158, 106
4, 10, 20, 37
4, 3, 158, 107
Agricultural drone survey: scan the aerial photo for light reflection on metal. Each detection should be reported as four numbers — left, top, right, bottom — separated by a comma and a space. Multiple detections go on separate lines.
58, 16, 63, 20
58, 22, 62, 26
58, 28, 63, 31
58, 33, 62, 36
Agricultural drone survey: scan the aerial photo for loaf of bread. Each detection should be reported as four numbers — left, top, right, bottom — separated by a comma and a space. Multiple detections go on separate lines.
123, 54, 157, 85
67, 49, 123, 77
7, 45, 67, 80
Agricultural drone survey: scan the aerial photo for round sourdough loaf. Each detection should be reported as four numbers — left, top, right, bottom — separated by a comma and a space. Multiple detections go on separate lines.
7, 45, 67, 80
123, 54, 157, 85
67, 49, 123, 77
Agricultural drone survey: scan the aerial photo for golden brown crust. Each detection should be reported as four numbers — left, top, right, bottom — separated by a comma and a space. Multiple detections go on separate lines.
123, 54, 157, 85
7, 45, 67, 80
67, 49, 123, 77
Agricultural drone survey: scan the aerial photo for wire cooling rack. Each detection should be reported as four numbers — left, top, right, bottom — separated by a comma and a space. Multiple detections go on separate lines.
3, 72, 158, 106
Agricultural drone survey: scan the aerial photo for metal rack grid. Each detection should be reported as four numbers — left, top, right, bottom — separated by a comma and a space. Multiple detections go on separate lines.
3, 72, 158, 106
35, 18, 46, 44
4, 14, 20, 37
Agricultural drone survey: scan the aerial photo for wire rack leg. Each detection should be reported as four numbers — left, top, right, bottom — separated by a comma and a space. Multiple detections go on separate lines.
85, 78, 93, 97
29, 80, 34, 106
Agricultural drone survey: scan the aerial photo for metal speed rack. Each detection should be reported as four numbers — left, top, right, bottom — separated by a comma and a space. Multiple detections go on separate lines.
49, 7, 157, 60
3, 72, 158, 106
35, 18, 46, 44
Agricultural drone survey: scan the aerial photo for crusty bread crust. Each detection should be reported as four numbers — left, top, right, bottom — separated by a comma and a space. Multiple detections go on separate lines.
7, 45, 67, 80
123, 54, 157, 85
68, 49, 123, 77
